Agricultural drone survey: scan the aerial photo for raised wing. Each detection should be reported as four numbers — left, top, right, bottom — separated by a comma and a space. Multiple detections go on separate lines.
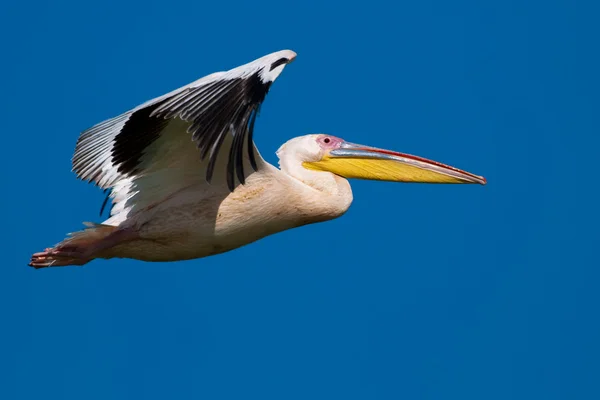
72, 49, 296, 192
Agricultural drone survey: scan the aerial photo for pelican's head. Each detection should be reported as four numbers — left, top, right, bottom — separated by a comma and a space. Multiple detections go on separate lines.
278, 134, 486, 185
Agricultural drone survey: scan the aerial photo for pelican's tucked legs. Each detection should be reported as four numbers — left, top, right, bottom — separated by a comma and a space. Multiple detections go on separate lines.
29, 225, 139, 268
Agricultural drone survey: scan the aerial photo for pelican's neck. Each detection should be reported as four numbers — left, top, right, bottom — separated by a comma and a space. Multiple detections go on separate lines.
277, 150, 353, 219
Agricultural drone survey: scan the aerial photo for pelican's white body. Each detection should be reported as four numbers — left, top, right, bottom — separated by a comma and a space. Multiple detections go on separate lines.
99, 133, 353, 262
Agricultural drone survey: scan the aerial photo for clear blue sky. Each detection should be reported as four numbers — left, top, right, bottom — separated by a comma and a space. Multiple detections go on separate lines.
1, 0, 598, 399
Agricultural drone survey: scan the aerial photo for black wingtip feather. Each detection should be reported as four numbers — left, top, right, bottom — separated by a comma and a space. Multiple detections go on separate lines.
247, 108, 259, 171
99, 189, 111, 216
205, 124, 230, 183
112, 102, 168, 176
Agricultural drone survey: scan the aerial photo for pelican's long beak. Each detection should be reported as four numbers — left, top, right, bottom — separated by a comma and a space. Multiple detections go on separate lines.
304, 142, 486, 185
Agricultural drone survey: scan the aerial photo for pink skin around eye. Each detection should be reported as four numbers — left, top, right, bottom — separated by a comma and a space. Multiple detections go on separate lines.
317, 135, 344, 149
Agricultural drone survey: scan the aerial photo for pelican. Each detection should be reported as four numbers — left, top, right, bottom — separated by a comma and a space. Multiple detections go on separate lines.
29, 50, 486, 269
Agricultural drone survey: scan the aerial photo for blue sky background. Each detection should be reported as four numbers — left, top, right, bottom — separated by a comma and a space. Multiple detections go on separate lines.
1, 0, 598, 399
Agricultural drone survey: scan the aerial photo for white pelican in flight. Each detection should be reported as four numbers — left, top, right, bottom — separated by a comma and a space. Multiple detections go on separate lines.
30, 50, 486, 268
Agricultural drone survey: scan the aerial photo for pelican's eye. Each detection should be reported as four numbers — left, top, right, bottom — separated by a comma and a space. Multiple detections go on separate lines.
317, 135, 343, 149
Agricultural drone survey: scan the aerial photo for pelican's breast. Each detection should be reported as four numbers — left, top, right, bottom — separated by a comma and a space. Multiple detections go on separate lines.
116, 167, 306, 261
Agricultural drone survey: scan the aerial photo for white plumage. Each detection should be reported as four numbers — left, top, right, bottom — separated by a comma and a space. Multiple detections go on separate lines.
30, 49, 485, 268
